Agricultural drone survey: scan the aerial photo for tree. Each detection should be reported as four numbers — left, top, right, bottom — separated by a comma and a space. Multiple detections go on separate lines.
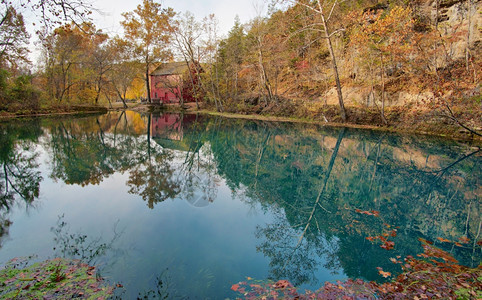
222, 16, 246, 99
121, 0, 175, 104
20, 0, 94, 32
42, 22, 107, 103
247, 16, 275, 105
0, 5, 30, 68
172, 11, 207, 109
274, 0, 347, 121
105, 38, 140, 108
90, 37, 112, 105
349, 6, 414, 124
203, 14, 223, 112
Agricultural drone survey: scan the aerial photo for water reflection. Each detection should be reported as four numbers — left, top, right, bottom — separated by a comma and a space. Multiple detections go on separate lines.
0, 111, 479, 296
51, 214, 121, 266
197, 116, 480, 283
0, 119, 43, 247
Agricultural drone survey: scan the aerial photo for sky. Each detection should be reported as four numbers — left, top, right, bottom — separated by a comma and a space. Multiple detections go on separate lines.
25, 0, 268, 63
92, 0, 266, 37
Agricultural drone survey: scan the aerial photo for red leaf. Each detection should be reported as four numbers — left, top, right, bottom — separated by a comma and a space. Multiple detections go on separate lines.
274, 280, 291, 289
378, 270, 391, 278
231, 283, 240, 291
437, 237, 451, 243
381, 241, 395, 250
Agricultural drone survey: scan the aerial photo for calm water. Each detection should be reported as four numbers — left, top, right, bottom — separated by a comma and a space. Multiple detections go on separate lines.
0, 111, 480, 298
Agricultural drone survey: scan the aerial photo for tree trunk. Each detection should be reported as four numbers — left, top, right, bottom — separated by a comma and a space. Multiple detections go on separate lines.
257, 38, 273, 105
466, 0, 472, 73
145, 67, 152, 104
380, 54, 388, 125
147, 113, 151, 159
319, 5, 346, 122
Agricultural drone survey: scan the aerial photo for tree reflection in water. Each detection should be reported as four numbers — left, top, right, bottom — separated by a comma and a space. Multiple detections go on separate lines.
0, 119, 43, 248
51, 214, 122, 266
0, 111, 478, 293
189, 117, 480, 284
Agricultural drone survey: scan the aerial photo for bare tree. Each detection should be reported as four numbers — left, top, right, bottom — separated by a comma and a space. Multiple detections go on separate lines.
273, 0, 347, 121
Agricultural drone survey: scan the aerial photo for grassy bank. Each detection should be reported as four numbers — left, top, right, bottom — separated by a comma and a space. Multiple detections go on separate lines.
0, 105, 108, 119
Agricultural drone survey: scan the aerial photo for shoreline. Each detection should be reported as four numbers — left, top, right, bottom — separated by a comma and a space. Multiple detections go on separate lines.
154, 104, 481, 144
194, 110, 481, 143
0, 104, 480, 144
0, 106, 108, 120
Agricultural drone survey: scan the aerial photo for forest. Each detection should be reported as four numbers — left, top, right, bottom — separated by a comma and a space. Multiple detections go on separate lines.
0, 0, 480, 138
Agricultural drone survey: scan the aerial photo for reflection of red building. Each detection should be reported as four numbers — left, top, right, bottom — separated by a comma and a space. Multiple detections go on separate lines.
151, 113, 197, 141
151, 114, 183, 140
149, 62, 188, 104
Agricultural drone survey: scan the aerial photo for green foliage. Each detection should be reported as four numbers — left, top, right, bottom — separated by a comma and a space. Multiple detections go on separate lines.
0, 69, 40, 112
0, 257, 114, 299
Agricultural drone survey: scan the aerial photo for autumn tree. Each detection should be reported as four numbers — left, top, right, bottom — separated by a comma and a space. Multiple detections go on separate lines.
42, 22, 107, 103
217, 16, 246, 100
89, 37, 112, 105
172, 11, 206, 109
105, 38, 141, 108
0, 5, 30, 69
246, 16, 275, 105
121, 0, 175, 104
349, 6, 414, 124
203, 14, 223, 112
273, 0, 347, 121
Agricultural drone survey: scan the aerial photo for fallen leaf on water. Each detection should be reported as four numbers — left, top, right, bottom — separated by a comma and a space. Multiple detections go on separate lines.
437, 237, 451, 243
273, 280, 291, 289
377, 268, 391, 278
231, 283, 240, 291
381, 241, 395, 250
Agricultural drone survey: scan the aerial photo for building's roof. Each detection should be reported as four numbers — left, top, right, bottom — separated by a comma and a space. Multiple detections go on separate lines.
150, 62, 188, 76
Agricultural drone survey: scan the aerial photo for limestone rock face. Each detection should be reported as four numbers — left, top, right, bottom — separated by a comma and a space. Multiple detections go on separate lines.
433, 0, 481, 60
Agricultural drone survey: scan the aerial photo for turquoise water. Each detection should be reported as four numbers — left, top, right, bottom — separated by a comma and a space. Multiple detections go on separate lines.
0, 111, 480, 298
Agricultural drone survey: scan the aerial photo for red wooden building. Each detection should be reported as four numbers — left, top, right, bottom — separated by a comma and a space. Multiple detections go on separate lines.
149, 62, 188, 104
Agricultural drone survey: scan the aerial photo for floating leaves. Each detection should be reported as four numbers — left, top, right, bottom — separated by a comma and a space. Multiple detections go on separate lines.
0, 257, 114, 299
377, 267, 392, 278
355, 209, 380, 217
232, 240, 482, 299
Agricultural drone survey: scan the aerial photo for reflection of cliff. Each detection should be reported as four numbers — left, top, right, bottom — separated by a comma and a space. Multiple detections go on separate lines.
188, 118, 480, 284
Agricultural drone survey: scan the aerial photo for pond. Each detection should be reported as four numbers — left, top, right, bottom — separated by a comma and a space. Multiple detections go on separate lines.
0, 111, 480, 298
